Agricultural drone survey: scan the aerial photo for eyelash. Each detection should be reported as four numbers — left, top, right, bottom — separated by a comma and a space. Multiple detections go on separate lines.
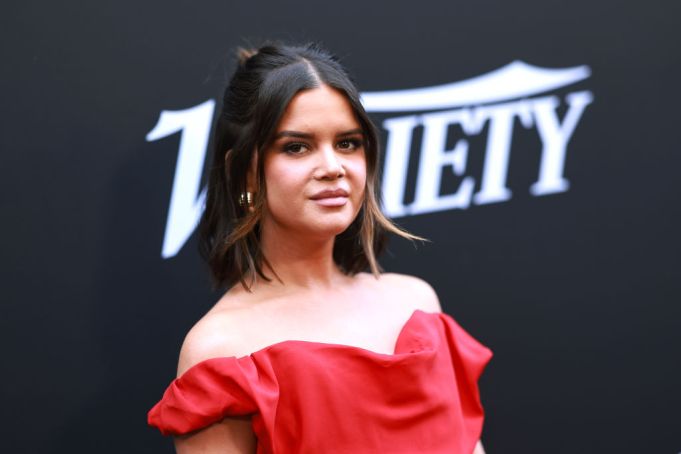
338, 138, 363, 151
283, 142, 309, 154
282, 138, 363, 155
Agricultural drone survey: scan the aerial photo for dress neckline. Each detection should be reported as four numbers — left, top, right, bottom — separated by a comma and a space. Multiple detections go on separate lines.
256, 308, 430, 357
180, 309, 439, 378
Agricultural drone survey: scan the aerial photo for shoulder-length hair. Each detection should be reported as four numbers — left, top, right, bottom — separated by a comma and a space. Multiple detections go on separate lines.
198, 42, 420, 290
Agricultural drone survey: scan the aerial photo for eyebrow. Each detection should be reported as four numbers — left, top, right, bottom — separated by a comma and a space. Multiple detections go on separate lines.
274, 128, 364, 140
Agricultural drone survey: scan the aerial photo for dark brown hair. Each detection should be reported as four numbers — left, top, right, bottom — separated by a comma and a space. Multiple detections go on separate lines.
198, 42, 420, 290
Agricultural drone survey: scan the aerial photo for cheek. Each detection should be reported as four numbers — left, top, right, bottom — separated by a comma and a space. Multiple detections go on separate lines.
263, 161, 305, 205
347, 155, 367, 190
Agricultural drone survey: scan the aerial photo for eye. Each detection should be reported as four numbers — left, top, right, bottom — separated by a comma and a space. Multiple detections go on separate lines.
283, 142, 309, 154
337, 138, 363, 151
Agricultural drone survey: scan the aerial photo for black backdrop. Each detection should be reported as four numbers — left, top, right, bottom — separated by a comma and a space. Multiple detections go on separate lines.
4, 1, 680, 452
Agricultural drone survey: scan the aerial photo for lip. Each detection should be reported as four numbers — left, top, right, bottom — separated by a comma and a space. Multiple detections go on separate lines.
310, 188, 350, 207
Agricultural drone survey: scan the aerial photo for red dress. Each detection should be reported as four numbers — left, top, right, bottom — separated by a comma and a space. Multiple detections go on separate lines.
148, 310, 492, 453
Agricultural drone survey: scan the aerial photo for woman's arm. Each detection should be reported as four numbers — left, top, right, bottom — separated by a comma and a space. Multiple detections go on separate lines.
174, 417, 256, 454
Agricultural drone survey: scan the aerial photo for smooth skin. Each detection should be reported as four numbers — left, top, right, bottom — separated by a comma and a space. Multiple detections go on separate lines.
174, 85, 485, 454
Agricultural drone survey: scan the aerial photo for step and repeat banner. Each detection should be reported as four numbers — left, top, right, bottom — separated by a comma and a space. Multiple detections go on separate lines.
4, 1, 680, 452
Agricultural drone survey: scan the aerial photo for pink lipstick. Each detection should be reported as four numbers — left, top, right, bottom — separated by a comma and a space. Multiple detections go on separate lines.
310, 188, 349, 207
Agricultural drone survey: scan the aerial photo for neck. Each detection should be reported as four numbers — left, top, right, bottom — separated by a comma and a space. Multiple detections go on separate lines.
254, 220, 348, 292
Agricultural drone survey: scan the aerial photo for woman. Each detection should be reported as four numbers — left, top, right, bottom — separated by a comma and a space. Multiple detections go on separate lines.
148, 42, 491, 454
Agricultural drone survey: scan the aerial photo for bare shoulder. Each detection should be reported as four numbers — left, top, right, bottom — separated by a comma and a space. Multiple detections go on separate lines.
174, 291, 259, 452
375, 272, 443, 313
177, 294, 255, 377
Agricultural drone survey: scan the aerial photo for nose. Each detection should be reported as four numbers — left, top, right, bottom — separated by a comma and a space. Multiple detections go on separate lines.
314, 145, 345, 180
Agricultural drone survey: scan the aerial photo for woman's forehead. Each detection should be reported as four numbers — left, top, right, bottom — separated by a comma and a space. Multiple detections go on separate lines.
276, 85, 361, 133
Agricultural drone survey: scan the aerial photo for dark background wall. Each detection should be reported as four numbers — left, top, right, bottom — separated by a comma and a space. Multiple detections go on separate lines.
3, 1, 680, 452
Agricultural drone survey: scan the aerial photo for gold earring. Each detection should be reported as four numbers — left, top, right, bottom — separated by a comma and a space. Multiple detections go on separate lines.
238, 191, 253, 207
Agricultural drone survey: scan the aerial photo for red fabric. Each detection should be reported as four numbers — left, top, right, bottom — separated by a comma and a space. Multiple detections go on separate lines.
148, 310, 492, 453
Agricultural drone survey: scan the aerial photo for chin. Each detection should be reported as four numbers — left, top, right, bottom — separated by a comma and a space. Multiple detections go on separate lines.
314, 222, 354, 237
304, 214, 357, 238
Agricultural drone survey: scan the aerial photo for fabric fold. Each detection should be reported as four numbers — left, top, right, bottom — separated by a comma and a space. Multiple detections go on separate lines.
148, 356, 261, 435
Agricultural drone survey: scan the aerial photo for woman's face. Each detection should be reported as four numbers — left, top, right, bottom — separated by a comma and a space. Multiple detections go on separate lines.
257, 84, 367, 240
